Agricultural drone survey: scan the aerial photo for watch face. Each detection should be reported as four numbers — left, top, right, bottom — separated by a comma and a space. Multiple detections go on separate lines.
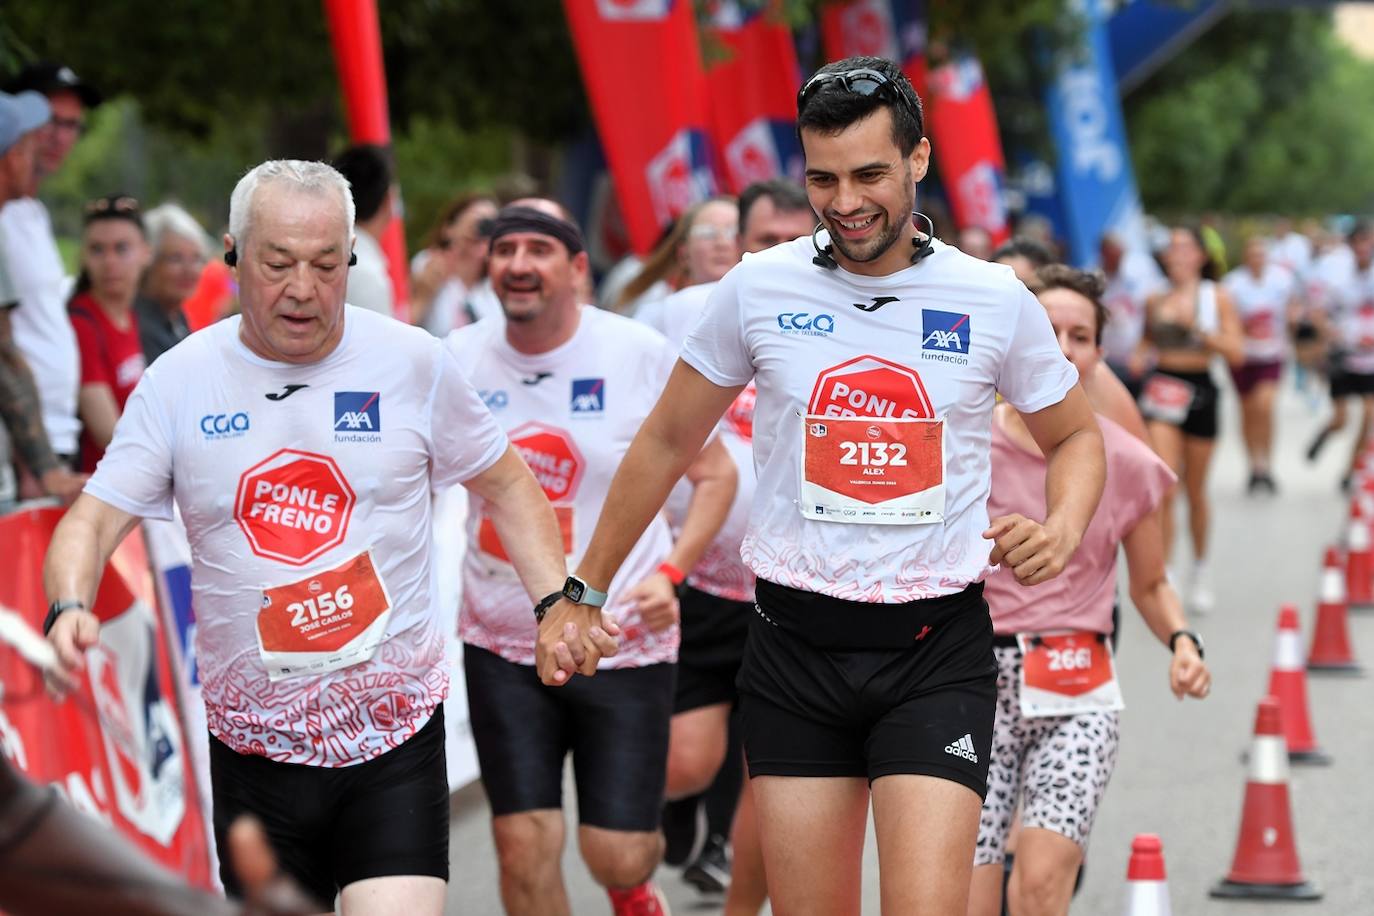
564, 579, 586, 603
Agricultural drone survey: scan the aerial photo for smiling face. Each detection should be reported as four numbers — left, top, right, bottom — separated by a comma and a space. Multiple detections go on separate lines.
231, 185, 351, 364
489, 231, 587, 325
1039, 285, 1103, 380
801, 106, 929, 276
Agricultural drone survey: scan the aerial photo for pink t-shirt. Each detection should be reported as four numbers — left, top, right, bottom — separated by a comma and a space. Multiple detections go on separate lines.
984, 412, 1175, 635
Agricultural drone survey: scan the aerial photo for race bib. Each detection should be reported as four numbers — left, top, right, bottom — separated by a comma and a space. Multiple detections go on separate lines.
479, 505, 574, 562
256, 550, 392, 681
1243, 312, 1277, 341
800, 414, 945, 524
1139, 374, 1195, 426
1017, 631, 1124, 718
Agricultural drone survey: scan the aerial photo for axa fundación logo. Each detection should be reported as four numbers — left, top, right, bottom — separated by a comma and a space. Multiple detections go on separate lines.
921, 309, 972, 365
333, 391, 381, 443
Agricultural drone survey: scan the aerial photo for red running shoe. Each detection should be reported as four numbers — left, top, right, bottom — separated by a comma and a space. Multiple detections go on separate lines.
607, 881, 671, 915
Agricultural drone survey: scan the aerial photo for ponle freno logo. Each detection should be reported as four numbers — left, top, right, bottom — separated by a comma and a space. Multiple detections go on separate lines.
808, 355, 934, 420
235, 449, 355, 566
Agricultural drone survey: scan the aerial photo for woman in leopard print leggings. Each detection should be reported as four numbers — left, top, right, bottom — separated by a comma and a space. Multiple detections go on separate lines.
967, 265, 1212, 916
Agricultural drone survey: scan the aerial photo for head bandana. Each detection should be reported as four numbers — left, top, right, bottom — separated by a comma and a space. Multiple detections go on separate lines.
488, 205, 585, 256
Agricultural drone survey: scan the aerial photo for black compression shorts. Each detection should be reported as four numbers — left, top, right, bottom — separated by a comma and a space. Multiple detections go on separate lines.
210, 705, 449, 905
737, 580, 997, 797
463, 644, 674, 831
675, 585, 750, 714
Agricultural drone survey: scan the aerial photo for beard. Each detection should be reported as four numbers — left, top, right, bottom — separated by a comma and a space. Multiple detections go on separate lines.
825, 169, 916, 266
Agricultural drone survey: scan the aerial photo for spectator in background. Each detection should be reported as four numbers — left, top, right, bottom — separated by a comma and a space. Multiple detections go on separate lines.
410, 192, 499, 334
956, 225, 993, 261
992, 236, 1055, 291
613, 196, 738, 316
1100, 230, 1168, 400
1, 90, 84, 509
138, 203, 211, 363
69, 195, 150, 474
0, 62, 101, 490
331, 144, 396, 316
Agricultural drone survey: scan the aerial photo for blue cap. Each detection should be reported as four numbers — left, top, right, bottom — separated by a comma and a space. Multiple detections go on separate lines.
0, 91, 50, 155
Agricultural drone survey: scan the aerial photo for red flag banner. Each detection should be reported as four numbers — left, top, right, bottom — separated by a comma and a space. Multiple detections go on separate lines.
820, 0, 901, 63
0, 507, 213, 886
926, 54, 1010, 242
564, 0, 718, 254
703, 2, 803, 193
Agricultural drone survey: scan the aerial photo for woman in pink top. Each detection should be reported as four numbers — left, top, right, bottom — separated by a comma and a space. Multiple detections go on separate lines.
968, 265, 1212, 916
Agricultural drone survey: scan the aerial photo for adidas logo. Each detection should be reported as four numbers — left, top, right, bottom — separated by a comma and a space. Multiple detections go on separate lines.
944, 733, 978, 763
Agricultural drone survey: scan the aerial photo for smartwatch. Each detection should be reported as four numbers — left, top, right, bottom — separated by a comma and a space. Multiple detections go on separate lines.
43, 600, 86, 636
562, 575, 608, 608
1169, 629, 1205, 659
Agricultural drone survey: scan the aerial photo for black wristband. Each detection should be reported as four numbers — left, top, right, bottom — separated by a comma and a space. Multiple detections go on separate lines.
533, 590, 563, 624
1169, 629, 1204, 659
42, 600, 85, 637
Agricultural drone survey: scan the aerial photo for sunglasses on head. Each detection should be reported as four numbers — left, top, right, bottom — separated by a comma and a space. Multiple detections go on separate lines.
797, 67, 922, 129
84, 195, 140, 216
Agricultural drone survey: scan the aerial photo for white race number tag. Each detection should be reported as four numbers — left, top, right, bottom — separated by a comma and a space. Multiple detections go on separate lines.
800, 414, 945, 525
1017, 631, 1124, 717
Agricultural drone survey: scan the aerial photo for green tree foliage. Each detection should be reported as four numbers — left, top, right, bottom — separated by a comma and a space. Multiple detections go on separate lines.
1124, 8, 1374, 216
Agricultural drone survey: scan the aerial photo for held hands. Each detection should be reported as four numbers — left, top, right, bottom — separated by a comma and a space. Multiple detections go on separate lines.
535, 599, 621, 686
44, 609, 101, 697
624, 571, 680, 634
1169, 640, 1211, 700
984, 514, 1081, 587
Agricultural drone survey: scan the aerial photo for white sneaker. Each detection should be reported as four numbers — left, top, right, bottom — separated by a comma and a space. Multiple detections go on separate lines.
1187, 576, 1214, 615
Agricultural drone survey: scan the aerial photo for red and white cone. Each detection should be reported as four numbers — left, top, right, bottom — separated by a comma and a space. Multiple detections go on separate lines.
1123, 834, 1171, 915
1307, 547, 1363, 675
1267, 605, 1330, 764
1212, 698, 1321, 900
1345, 501, 1374, 610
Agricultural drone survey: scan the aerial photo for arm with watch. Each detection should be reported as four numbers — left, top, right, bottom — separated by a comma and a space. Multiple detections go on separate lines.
1122, 508, 1211, 700
536, 362, 744, 686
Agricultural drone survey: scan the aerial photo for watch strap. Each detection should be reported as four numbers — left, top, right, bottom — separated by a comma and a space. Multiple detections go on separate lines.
533, 591, 564, 624
1169, 629, 1204, 659
43, 600, 86, 636
563, 575, 608, 608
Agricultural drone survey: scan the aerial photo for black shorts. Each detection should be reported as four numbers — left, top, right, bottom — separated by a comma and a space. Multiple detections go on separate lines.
210, 705, 449, 905
464, 644, 674, 831
1330, 367, 1374, 398
675, 585, 750, 714
737, 580, 997, 798
1140, 368, 1219, 439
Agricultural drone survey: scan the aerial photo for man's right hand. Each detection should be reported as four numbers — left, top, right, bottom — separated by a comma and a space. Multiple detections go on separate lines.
535, 599, 621, 686
40, 467, 88, 505
45, 609, 100, 696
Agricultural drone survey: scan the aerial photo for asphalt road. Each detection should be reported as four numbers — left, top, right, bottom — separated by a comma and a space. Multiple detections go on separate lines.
445, 369, 1373, 915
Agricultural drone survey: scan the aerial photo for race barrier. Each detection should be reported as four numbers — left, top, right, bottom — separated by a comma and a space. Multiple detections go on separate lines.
0, 505, 214, 888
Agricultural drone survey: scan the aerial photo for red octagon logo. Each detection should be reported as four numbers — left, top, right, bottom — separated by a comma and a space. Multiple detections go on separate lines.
808, 355, 934, 420
235, 449, 355, 566
510, 422, 585, 503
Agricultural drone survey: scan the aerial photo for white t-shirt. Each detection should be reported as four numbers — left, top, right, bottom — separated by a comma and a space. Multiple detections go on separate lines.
1101, 250, 1167, 364
642, 282, 756, 602
1330, 260, 1374, 374
85, 307, 509, 767
1270, 232, 1312, 278
1223, 264, 1296, 363
447, 306, 679, 667
680, 237, 1078, 604
0, 199, 81, 455
346, 228, 395, 316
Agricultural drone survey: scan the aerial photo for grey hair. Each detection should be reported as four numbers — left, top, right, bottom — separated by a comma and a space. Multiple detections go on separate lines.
226, 159, 355, 249
144, 202, 213, 258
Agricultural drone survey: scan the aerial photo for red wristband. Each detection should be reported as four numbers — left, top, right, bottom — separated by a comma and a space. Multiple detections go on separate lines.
658, 562, 685, 586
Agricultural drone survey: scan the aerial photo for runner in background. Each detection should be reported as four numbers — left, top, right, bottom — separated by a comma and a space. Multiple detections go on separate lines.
969, 264, 1210, 916
42, 160, 579, 915
1222, 236, 1298, 495
640, 178, 815, 901
1137, 226, 1244, 612
1099, 231, 1167, 401
449, 203, 736, 916
409, 193, 498, 335
539, 57, 1106, 914
613, 197, 739, 317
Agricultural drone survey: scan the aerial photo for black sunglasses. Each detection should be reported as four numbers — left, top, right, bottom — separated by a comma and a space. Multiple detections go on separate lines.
797, 67, 922, 130
84, 195, 140, 216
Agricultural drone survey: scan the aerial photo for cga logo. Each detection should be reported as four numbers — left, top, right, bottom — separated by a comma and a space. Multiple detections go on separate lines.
480, 389, 509, 411
201, 412, 250, 439
778, 312, 836, 336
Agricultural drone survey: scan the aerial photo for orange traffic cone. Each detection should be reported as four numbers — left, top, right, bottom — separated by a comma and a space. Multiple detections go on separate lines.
1307, 547, 1363, 675
1123, 834, 1172, 915
1267, 606, 1330, 764
1211, 697, 1321, 900
1344, 500, 1374, 610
